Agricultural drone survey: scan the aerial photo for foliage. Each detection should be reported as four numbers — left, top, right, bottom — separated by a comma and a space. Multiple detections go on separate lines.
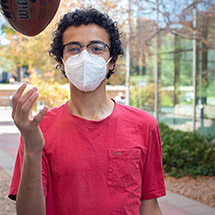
130, 83, 161, 111
0, 0, 214, 114
0, 25, 55, 74
0, 56, 14, 72
161, 94, 173, 107
30, 71, 69, 109
159, 122, 215, 178
1, 24, 16, 35
107, 57, 126, 86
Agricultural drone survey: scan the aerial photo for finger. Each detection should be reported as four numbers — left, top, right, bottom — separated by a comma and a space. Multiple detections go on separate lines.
16, 86, 38, 110
15, 87, 38, 121
33, 106, 49, 125
12, 83, 27, 119
20, 91, 39, 121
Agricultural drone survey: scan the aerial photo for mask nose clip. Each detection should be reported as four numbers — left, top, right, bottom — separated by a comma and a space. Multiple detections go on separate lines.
62, 52, 112, 65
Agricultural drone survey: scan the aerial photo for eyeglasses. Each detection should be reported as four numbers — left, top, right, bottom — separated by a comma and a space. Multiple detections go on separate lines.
63, 41, 110, 57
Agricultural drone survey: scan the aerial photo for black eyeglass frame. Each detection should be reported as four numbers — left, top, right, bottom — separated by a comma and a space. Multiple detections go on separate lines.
62, 41, 110, 55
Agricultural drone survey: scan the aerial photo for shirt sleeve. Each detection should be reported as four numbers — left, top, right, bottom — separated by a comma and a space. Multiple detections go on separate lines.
141, 123, 166, 200
8, 136, 49, 200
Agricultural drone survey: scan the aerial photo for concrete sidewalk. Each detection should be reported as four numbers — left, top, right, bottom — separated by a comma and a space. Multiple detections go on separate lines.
0, 107, 214, 215
0, 107, 20, 175
158, 191, 215, 215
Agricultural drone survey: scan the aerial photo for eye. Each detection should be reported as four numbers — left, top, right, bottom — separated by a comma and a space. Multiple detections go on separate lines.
69, 47, 80, 53
65, 44, 81, 56
89, 44, 105, 55
92, 46, 103, 51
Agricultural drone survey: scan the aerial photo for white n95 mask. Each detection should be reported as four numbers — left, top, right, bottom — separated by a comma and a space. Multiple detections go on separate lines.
63, 50, 112, 92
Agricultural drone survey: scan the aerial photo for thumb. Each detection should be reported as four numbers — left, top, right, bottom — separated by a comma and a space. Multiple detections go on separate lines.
32, 106, 49, 125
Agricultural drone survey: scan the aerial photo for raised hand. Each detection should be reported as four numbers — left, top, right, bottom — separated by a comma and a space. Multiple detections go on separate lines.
12, 83, 48, 155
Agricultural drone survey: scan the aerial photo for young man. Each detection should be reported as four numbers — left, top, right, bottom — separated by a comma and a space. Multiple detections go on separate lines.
9, 8, 166, 215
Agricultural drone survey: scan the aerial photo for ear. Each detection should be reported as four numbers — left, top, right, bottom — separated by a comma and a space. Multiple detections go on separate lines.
60, 56, 66, 71
57, 63, 67, 78
108, 56, 118, 71
61, 63, 65, 72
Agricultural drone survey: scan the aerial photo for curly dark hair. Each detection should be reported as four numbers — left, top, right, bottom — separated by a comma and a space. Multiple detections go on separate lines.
49, 7, 124, 79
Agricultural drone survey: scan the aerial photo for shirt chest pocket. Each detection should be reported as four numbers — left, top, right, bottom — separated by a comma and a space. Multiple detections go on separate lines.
107, 149, 142, 188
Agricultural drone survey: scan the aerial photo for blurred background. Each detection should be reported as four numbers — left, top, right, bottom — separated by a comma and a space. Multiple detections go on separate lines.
0, 1, 215, 213
0, 0, 214, 138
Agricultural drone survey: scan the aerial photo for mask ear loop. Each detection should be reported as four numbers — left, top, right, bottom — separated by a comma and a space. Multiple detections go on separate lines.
105, 56, 113, 65
106, 56, 114, 79
61, 57, 66, 65
59, 58, 67, 78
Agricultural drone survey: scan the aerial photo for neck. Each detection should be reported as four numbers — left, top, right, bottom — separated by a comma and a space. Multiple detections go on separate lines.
67, 82, 114, 121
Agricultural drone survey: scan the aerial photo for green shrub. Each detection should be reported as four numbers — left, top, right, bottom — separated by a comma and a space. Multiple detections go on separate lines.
30, 71, 69, 109
161, 94, 173, 107
130, 83, 161, 110
159, 122, 215, 178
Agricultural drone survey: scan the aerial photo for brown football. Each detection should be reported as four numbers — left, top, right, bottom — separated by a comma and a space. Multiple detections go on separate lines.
0, 0, 61, 36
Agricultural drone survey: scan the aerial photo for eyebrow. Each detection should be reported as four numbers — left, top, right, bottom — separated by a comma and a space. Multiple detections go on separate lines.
62, 41, 80, 49
89, 40, 106, 44
62, 40, 106, 48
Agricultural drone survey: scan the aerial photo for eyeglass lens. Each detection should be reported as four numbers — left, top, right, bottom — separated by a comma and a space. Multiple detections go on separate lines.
64, 42, 107, 57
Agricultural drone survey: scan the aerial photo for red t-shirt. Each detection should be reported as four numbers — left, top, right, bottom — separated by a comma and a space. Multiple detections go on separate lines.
9, 101, 166, 215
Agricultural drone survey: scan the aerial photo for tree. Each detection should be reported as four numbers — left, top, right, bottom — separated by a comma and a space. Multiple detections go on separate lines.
1, 0, 214, 110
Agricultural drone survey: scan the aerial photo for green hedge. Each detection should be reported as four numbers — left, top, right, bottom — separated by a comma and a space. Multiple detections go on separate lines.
159, 123, 215, 178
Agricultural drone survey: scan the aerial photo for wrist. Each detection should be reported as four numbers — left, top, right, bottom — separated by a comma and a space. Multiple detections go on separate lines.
24, 149, 43, 160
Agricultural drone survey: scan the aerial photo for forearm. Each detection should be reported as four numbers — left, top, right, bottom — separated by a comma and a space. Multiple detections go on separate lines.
140, 199, 163, 215
16, 151, 45, 215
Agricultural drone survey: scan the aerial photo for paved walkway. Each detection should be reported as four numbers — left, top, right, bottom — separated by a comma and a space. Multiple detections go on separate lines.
0, 107, 214, 215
